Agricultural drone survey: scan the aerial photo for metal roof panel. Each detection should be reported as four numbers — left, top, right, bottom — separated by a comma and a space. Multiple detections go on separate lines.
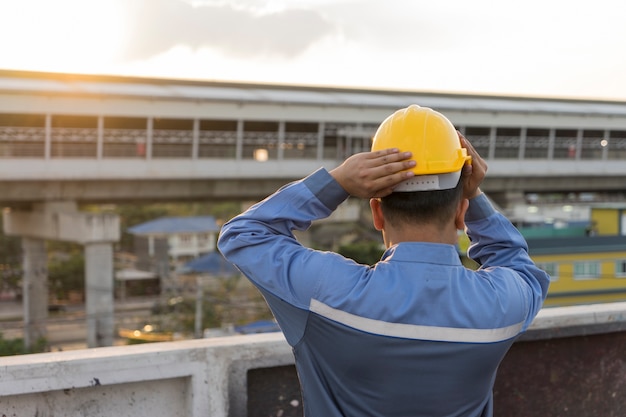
128, 216, 220, 234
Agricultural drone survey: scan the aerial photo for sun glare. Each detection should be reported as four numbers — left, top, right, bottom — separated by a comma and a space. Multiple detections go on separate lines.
1, 0, 128, 74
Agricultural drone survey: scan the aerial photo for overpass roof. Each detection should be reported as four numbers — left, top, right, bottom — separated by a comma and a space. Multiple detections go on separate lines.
2, 70, 626, 117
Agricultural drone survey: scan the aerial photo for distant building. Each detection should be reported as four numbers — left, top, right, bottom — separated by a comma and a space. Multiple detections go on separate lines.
180, 250, 242, 291
524, 204, 626, 307
529, 235, 626, 307
457, 203, 626, 307
128, 216, 221, 273
589, 203, 626, 236
182, 251, 239, 276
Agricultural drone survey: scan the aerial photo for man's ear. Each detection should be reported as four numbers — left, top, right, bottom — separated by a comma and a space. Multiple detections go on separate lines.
455, 198, 469, 230
370, 198, 384, 231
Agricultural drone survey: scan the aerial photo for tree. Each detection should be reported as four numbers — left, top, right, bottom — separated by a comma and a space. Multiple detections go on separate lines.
0, 228, 23, 299
47, 243, 85, 300
338, 242, 385, 266
0, 333, 46, 356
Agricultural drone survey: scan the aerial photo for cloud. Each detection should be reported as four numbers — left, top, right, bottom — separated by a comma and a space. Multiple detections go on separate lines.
121, 0, 335, 60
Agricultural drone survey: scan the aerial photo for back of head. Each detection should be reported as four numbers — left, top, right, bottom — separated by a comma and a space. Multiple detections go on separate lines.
371, 105, 470, 228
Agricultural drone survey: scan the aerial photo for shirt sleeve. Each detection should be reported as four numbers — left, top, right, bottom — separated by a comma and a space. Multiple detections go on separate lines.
465, 194, 551, 329
217, 168, 350, 309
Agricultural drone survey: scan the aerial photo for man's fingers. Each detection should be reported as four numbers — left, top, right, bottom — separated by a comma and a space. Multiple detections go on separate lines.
370, 170, 413, 198
371, 148, 412, 163
370, 149, 414, 176
370, 148, 399, 158
332, 149, 415, 198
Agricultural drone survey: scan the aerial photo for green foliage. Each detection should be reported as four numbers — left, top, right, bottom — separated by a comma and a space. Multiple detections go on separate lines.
338, 241, 385, 266
0, 229, 23, 295
48, 245, 85, 299
0, 333, 47, 356
208, 202, 241, 224
114, 204, 171, 252
145, 275, 271, 338
125, 338, 151, 345
149, 295, 220, 334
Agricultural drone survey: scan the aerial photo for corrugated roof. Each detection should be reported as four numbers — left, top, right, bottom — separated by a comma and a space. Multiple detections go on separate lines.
183, 251, 239, 275
528, 235, 626, 255
2, 70, 626, 116
128, 216, 219, 235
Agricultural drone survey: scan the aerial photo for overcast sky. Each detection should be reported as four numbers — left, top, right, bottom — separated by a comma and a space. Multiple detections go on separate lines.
1, 0, 626, 100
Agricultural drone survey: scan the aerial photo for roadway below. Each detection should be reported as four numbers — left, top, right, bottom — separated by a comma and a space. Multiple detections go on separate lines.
0, 297, 156, 351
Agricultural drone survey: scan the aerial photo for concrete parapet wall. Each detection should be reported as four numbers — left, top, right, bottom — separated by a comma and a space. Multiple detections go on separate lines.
0, 334, 294, 417
0, 302, 625, 416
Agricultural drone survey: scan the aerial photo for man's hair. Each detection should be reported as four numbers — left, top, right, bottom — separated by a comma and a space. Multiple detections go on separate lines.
380, 178, 463, 228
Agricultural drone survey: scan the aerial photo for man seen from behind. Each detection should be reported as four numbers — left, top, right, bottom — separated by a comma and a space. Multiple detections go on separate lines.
218, 104, 551, 416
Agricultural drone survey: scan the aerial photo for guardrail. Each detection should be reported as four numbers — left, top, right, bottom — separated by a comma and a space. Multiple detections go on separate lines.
1, 302, 625, 416
2, 125, 626, 161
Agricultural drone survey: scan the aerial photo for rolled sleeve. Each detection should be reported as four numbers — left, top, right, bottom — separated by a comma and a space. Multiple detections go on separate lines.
465, 193, 496, 223
303, 168, 350, 211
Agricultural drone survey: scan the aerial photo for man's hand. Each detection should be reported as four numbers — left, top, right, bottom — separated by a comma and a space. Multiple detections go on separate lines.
330, 149, 416, 198
459, 132, 487, 200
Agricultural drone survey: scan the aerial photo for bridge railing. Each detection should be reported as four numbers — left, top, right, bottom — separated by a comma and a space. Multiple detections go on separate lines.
2, 122, 626, 162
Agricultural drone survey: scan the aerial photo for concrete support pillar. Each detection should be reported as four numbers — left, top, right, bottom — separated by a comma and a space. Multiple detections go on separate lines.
488, 126, 496, 160
277, 120, 285, 160
316, 121, 325, 160
236, 119, 243, 160
85, 242, 115, 348
191, 118, 199, 160
194, 276, 203, 339
4, 201, 120, 349
21, 237, 48, 350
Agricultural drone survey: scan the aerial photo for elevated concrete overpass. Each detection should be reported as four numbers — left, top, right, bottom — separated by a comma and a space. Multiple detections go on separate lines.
1, 70, 626, 207
1, 70, 626, 349
1, 159, 625, 205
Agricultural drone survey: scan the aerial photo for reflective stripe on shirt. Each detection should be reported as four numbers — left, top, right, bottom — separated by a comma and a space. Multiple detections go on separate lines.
310, 299, 524, 344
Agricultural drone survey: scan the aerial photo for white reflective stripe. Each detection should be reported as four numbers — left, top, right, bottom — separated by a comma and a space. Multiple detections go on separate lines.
310, 299, 524, 344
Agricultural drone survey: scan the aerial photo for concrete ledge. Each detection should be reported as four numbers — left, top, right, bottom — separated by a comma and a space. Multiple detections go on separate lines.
522, 301, 626, 340
0, 302, 625, 416
0, 334, 292, 417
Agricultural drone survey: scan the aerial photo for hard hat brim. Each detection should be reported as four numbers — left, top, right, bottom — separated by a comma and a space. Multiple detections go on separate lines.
392, 169, 462, 192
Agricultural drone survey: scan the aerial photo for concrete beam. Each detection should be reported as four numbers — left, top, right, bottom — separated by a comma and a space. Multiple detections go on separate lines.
2, 174, 626, 207
0, 159, 625, 205
3, 208, 120, 244
3, 202, 120, 349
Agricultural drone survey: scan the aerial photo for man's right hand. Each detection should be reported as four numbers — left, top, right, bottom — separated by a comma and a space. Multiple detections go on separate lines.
330, 148, 416, 199
459, 132, 487, 200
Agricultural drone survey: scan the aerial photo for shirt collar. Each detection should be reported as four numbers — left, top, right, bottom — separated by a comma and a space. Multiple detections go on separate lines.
380, 242, 463, 266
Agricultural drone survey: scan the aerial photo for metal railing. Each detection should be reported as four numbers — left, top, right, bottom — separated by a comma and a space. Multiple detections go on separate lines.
1, 124, 626, 162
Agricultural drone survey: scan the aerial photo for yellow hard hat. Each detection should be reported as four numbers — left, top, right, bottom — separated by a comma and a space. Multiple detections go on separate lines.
371, 104, 471, 191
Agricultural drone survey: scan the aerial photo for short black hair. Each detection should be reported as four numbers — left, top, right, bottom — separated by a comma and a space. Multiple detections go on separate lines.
380, 179, 463, 228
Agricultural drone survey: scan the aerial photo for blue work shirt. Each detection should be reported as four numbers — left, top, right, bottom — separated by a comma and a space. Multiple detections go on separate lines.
218, 168, 550, 417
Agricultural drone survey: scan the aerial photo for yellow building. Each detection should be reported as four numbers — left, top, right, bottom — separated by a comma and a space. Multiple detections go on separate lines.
528, 234, 626, 307
589, 204, 626, 236
527, 205, 626, 306
458, 204, 626, 307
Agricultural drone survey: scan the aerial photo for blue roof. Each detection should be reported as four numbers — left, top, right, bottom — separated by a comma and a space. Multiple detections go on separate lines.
128, 216, 220, 235
235, 320, 281, 335
182, 251, 239, 275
